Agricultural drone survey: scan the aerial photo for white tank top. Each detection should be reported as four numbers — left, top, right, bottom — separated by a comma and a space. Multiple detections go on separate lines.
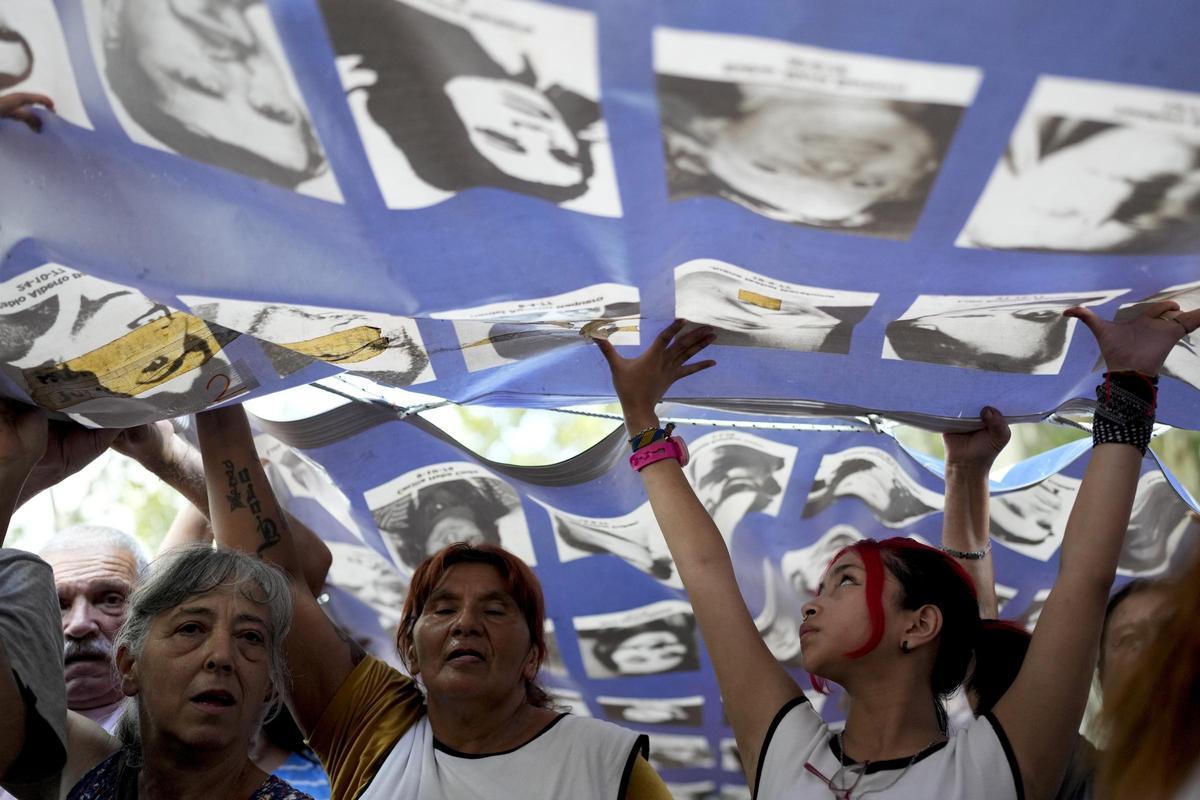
359, 712, 646, 800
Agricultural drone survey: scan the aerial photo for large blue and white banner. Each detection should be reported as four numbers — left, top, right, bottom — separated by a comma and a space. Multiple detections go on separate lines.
1, 0, 1199, 428
251, 399, 1199, 796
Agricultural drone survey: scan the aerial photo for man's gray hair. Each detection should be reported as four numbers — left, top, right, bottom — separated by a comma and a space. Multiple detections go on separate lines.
112, 546, 293, 754
39, 525, 151, 574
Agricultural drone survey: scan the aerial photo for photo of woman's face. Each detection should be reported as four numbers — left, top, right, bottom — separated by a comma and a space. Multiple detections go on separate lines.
445, 75, 584, 187
676, 270, 842, 351
707, 93, 935, 224
610, 630, 688, 674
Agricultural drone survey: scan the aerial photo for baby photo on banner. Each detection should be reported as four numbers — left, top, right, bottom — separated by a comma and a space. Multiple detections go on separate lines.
0, 265, 251, 427
431, 283, 639, 372
365, 461, 534, 572
0, 0, 91, 127
959, 77, 1200, 254
674, 260, 877, 355
654, 27, 980, 238
882, 289, 1127, 374
573, 599, 700, 679
180, 295, 435, 387
81, 0, 343, 200
319, 0, 621, 215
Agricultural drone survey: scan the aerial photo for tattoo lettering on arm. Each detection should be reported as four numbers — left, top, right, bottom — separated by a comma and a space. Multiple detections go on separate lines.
224, 459, 244, 511
223, 461, 284, 557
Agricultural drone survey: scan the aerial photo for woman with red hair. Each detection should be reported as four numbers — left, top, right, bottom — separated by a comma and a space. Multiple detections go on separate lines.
197, 406, 671, 800
597, 302, 1197, 799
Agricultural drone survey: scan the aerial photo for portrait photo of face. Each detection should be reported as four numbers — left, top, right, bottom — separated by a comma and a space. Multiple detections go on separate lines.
781, 524, 864, 600
432, 284, 639, 373
0, 1, 91, 126
654, 28, 979, 238
959, 78, 1200, 254
182, 296, 435, 387
324, 541, 409, 630
540, 500, 679, 588
883, 290, 1124, 375
366, 463, 533, 572
803, 447, 943, 528
1118, 471, 1196, 576
83, 0, 341, 200
574, 600, 700, 679
319, 0, 620, 216
1, 265, 243, 427
647, 735, 716, 771
674, 260, 876, 354
684, 430, 797, 543
540, 620, 567, 677
1115, 281, 1200, 389
990, 474, 1081, 562
596, 695, 705, 727
753, 559, 803, 664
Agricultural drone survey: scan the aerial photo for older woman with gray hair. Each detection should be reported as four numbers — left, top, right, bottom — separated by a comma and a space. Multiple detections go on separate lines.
0, 400, 312, 799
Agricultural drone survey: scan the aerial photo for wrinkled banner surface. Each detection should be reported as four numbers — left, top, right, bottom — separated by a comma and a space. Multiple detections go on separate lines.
1, 0, 1199, 427
251, 400, 1199, 797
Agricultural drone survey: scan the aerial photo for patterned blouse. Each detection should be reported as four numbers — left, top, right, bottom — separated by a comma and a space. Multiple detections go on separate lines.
67, 749, 315, 800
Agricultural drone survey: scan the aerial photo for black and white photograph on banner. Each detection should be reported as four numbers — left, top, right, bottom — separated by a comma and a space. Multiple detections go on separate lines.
803, 447, 943, 528
430, 283, 639, 372
754, 560, 803, 664
882, 289, 1126, 375
995, 582, 1019, 616
684, 429, 798, 541
545, 687, 590, 716
596, 695, 705, 727
573, 600, 700, 679
536, 499, 680, 588
0, 0, 91, 126
324, 541, 409, 631
258, 434, 374, 544
365, 461, 534, 571
0, 264, 247, 427
647, 734, 716, 771
674, 260, 877, 354
958, 77, 1200, 254
989, 474, 1080, 561
719, 784, 752, 800
318, 0, 620, 216
182, 295, 435, 387
541, 619, 567, 677
654, 27, 979, 238
781, 524, 863, 598
81, 0, 342, 200
1115, 280, 1200, 389
1118, 472, 1198, 576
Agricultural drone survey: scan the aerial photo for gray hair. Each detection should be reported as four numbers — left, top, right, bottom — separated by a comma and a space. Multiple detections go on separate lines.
39, 525, 151, 574
112, 546, 293, 754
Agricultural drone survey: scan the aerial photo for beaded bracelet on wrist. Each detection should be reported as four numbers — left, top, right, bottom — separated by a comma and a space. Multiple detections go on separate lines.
1093, 371, 1157, 455
942, 541, 991, 560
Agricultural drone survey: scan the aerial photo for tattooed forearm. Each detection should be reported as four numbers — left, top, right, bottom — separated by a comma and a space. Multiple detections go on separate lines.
223, 459, 284, 557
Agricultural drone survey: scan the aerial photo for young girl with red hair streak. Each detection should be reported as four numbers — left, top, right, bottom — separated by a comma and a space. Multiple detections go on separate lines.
597, 301, 1198, 800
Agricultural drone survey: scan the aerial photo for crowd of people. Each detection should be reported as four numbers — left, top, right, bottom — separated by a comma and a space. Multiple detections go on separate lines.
2, 93, 1200, 800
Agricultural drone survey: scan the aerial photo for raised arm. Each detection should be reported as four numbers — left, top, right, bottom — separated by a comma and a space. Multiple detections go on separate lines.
195, 405, 361, 734
112, 421, 210, 518
941, 407, 1010, 618
597, 322, 803, 790
993, 302, 1198, 800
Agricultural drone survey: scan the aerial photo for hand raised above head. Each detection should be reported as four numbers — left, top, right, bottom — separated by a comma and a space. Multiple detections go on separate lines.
1065, 301, 1198, 376
0, 399, 47, 483
0, 92, 54, 132
943, 406, 1011, 470
595, 320, 716, 431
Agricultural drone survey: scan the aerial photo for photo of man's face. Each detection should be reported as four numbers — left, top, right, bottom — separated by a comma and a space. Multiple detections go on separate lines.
92, 0, 334, 193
